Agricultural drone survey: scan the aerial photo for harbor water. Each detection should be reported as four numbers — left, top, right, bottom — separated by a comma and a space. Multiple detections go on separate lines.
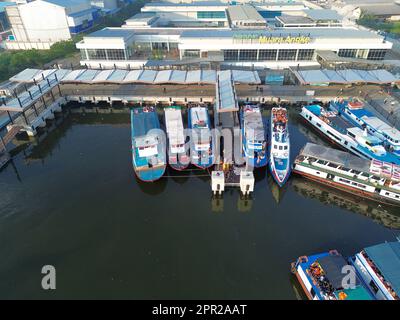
0, 106, 399, 299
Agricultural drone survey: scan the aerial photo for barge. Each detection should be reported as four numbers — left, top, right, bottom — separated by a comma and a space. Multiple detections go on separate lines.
350, 241, 400, 300
291, 250, 372, 300
131, 106, 166, 182
188, 105, 214, 169
164, 106, 190, 171
293, 143, 400, 206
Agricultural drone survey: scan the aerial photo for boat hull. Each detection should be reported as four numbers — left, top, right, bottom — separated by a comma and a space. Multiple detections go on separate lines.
293, 167, 400, 207
133, 165, 167, 182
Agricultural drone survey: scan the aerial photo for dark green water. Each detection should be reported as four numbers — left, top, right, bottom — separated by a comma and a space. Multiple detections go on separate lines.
0, 109, 399, 299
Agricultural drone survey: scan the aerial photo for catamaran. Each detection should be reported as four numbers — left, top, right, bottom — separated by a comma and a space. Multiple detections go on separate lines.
331, 99, 400, 156
240, 104, 267, 168
164, 106, 189, 171
350, 241, 400, 300
131, 106, 166, 182
188, 105, 214, 169
300, 104, 400, 165
269, 107, 291, 186
293, 143, 400, 206
291, 249, 373, 300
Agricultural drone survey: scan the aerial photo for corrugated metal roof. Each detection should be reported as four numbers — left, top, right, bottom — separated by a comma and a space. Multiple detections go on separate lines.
107, 69, 128, 82
365, 241, 400, 295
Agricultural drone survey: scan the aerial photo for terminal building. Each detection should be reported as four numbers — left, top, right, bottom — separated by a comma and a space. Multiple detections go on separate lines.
76, 1, 393, 69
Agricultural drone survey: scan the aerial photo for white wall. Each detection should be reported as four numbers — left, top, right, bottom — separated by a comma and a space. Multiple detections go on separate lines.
19, 1, 71, 42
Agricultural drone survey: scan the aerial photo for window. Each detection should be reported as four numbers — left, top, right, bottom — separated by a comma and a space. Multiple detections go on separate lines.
369, 280, 379, 294
87, 49, 106, 60
258, 49, 277, 61
183, 50, 200, 58
297, 49, 314, 61
106, 49, 125, 60
80, 49, 87, 60
367, 49, 387, 60
197, 11, 226, 19
239, 49, 257, 61
338, 49, 357, 58
223, 50, 238, 61
278, 49, 297, 61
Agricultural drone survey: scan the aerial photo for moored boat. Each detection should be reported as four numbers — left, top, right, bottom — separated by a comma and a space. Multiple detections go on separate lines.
131, 106, 166, 182
269, 107, 291, 186
240, 104, 267, 168
300, 104, 400, 165
188, 105, 214, 169
349, 241, 400, 300
293, 143, 400, 206
331, 99, 400, 156
164, 106, 190, 171
291, 250, 373, 300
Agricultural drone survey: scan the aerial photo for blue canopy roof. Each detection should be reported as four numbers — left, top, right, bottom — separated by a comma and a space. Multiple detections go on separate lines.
365, 241, 400, 295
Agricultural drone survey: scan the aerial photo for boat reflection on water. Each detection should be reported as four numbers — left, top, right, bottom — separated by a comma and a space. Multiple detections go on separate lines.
267, 174, 288, 204
291, 176, 400, 229
211, 193, 253, 213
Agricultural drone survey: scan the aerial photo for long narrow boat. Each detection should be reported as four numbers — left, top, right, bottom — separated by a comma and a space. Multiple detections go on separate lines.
331, 99, 400, 156
291, 250, 373, 300
188, 105, 214, 169
164, 106, 190, 171
269, 107, 291, 186
349, 241, 400, 300
300, 104, 400, 165
293, 143, 400, 206
131, 106, 166, 182
240, 104, 267, 168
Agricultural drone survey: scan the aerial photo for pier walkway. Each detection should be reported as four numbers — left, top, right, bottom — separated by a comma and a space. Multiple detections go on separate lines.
212, 70, 254, 196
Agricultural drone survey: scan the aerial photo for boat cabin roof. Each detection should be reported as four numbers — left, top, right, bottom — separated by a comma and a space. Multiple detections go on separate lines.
300, 143, 371, 173
165, 107, 185, 144
244, 108, 265, 141
363, 117, 400, 141
131, 107, 159, 138
347, 127, 382, 144
364, 241, 400, 296
317, 255, 360, 290
135, 135, 158, 148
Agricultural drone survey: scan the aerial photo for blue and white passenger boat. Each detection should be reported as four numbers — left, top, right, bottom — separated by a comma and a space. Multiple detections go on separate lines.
292, 250, 373, 300
164, 106, 190, 171
350, 241, 400, 300
131, 106, 166, 182
300, 104, 400, 165
331, 100, 400, 156
188, 105, 214, 169
240, 104, 267, 168
269, 107, 290, 186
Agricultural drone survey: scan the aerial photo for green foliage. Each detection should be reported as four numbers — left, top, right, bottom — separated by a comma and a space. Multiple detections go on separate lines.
358, 11, 400, 35
0, 0, 146, 82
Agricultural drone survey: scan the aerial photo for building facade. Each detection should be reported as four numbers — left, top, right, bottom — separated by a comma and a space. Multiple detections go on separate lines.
76, 1, 393, 69
5, 0, 98, 50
